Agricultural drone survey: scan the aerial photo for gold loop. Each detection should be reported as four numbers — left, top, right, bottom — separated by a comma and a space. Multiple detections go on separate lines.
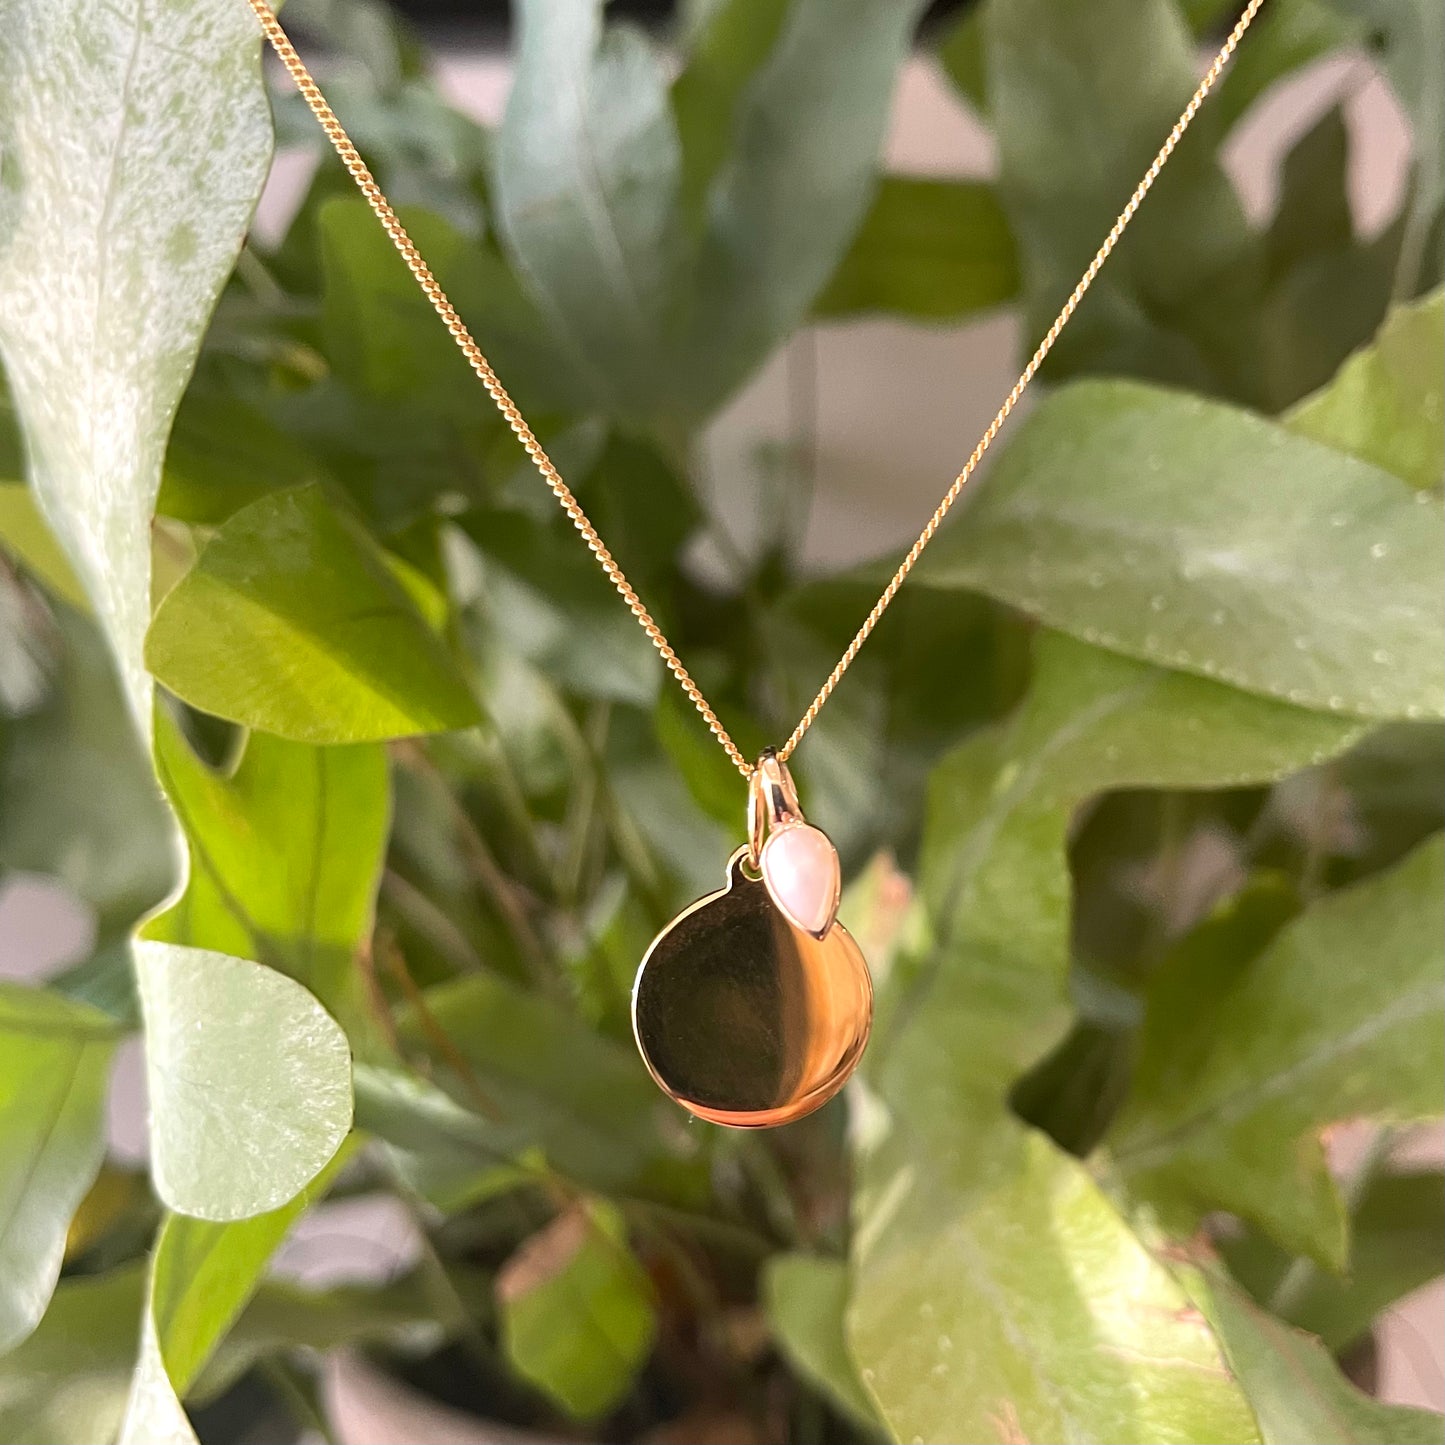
747, 750, 803, 866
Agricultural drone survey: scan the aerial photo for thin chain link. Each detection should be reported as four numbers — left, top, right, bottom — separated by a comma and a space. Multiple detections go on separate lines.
243, 0, 1263, 778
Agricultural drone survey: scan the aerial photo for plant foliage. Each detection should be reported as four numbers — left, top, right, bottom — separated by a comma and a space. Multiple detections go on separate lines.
0, 0, 1441, 1440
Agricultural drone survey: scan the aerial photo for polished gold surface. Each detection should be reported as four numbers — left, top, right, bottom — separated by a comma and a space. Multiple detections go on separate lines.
632, 851, 873, 1129
246, 0, 1264, 778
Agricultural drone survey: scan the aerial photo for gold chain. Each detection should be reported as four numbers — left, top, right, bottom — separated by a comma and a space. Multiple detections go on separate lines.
244, 0, 1264, 779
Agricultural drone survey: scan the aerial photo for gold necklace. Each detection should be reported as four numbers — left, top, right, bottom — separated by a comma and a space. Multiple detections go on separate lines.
246, 0, 1263, 1128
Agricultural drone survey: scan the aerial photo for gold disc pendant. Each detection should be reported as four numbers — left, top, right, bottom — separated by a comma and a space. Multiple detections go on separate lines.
631, 753, 873, 1129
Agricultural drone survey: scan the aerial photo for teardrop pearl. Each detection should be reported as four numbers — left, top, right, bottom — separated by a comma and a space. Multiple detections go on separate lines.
760, 823, 841, 939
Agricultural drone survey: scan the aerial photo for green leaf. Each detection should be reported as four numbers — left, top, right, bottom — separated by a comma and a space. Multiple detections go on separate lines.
916, 380, 1445, 722
847, 632, 1359, 1445
396, 973, 699, 1199
814, 176, 1019, 322
1186, 1260, 1445, 1445
984, 0, 1255, 392
670, 0, 790, 224
935, 3, 987, 114
1223, 1170, 1445, 1352
0, 0, 272, 724
148, 715, 389, 1030
763, 1255, 879, 1428
133, 940, 352, 1221
498, 1199, 657, 1421
145, 485, 480, 744
0, 484, 87, 608
0, 986, 120, 1355
1110, 835, 1444, 1268
1288, 290, 1445, 492
0, 1266, 141, 1445
0, 606, 174, 944
493, 0, 681, 420
118, 1146, 351, 1444
677, 0, 933, 413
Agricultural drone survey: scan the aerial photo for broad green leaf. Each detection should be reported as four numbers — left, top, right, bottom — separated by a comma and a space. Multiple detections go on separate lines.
314, 199, 592, 420
0, 484, 86, 608
0, 606, 174, 945
917, 380, 1445, 721
145, 485, 480, 743
397, 973, 700, 1199
678, 0, 933, 413
1110, 834, 1445, 1268
670, 0, 790, 224
118, 1146, 351, 1444
847, 633, 1358, 1445
1185, 1260, 1445, 1445
149, 715, 389, 1030
984, 0, 1255, 392
498, 1199, 657, 1421
763, 1255, 879, 1428
1223, 1169, 1445, 1352
493, 0, 681, 419
133, 940, 352, 1221
1289, 290, 1445, 492
814, 177, 1019, 322
936, 3, 987, 114
0, 1266, 142, 1445
0, 985, 120, 1354
0, 0, 271, 725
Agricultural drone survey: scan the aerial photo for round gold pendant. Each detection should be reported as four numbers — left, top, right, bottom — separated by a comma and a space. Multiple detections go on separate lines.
632, 848, 873, 1129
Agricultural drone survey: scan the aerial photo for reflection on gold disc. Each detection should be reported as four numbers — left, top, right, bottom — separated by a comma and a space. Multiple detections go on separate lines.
632, 851, 873, 1128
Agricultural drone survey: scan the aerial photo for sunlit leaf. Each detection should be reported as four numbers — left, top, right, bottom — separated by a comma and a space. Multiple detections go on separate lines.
0, 986, 120, 1355
917, 380, 1445, 721
0, 484, 87, 609
0, 0, 271, 724
498, 1199, 657, 1421
145, 485, 480, 743
847, 633, 1359, 1445
1111, 834, 1444, 1268
133, 940, 352, 1221
149, 714, 389, 1031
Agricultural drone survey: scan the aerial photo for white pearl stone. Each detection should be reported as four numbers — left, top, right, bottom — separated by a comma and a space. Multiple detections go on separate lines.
761, 823, 841, 938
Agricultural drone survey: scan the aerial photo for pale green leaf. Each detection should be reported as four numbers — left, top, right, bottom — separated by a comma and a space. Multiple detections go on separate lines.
763, 1255, 879, 1428
145, 485, 481, 744
814, 176, 1018, 322
848, 632, 1359, 1445
133, 940, 352, 1221
493, 0, 680, 419
0, 985, 120, 1355
149, 715, 389, 1031
1288, 290, 1445, 492
0, 1267, 141, 1445
917, 380, 1445, 721
499, 1199, 657, 1421
1111, 834, 1445, 1268
1185, 1261, 1445, 1445
0, 0, 271, 725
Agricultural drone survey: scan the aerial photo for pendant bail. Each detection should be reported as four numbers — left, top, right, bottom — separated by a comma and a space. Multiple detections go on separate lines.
747, 749, 803, 868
